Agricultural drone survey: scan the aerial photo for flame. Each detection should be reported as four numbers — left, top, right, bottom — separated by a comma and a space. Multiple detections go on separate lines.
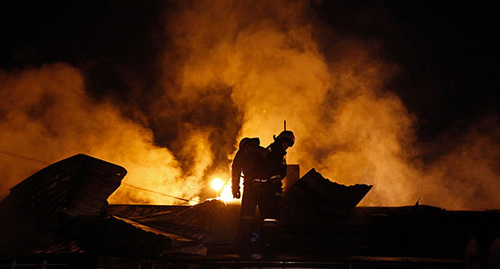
219, 183, 238, 203
210, 176, 239, 203
211, 178, 224, 192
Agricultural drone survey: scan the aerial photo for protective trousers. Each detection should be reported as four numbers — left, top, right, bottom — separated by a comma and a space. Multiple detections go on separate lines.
238, 180, 282, 254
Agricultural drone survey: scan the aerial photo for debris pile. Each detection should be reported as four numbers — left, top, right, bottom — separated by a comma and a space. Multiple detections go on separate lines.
0, 154, 127, 256
282, 168, 372, 228
1, 154, 498, 268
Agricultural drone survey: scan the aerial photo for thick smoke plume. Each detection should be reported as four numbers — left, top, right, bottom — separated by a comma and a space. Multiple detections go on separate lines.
0, 64, 199, 204
155, 0, 499, 209
1, 0, 498, 209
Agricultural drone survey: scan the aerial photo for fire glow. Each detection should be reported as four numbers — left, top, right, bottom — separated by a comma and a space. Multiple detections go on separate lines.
0, 0, 498, 210
211, 177, 238, 203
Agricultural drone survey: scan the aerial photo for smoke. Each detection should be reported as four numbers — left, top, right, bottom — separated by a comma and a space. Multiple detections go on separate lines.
420, 116, 500, 209
152, 0, 499, 209
160, 0, 328, 144
0, 64, 198, 204
1, 0, 498, 209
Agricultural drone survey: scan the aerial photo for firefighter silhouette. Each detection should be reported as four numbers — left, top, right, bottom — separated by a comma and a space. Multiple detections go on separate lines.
232, 130, 295, 258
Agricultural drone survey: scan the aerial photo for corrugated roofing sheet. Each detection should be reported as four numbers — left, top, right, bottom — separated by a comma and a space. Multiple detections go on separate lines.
0, 154, 126, 255
282, 168, 372, 227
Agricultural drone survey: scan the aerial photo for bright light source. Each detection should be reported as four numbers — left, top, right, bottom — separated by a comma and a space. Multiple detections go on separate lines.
211, 178, 224, 192
209, 176, 241, 203
219, 183, 236, 202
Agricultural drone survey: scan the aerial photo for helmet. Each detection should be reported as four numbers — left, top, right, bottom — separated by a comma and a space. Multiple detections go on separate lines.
275, 130, 295, 147
239, 138, 250, 149
239, 137, 260, 149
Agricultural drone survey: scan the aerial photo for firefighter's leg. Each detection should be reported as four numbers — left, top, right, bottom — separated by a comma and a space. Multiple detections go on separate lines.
258, 183, 282, 256
238, 184, 258, 256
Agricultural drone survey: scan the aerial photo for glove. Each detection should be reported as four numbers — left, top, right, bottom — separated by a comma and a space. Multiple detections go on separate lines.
232, 189, 241, 199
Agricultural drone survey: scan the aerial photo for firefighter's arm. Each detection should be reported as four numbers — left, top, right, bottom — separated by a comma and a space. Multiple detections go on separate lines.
231, 152, 242, 199
267, 158, 287, 184
279, 157, 287, 179
231, 171, 241, 199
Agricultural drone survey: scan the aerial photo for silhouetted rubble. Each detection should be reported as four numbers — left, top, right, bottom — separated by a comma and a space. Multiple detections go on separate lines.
282, 168, 372, 228
0, 154, 499, 268
0, 154, 126, 256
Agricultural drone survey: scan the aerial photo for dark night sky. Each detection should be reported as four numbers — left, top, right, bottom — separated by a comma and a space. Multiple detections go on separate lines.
1, 0, 498, 142
315, 0, 498, 140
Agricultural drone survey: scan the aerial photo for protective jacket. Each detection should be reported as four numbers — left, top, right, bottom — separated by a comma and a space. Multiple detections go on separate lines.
261, 141, 288, 183
231, 138, 266, 195
234, 138, 289, 255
